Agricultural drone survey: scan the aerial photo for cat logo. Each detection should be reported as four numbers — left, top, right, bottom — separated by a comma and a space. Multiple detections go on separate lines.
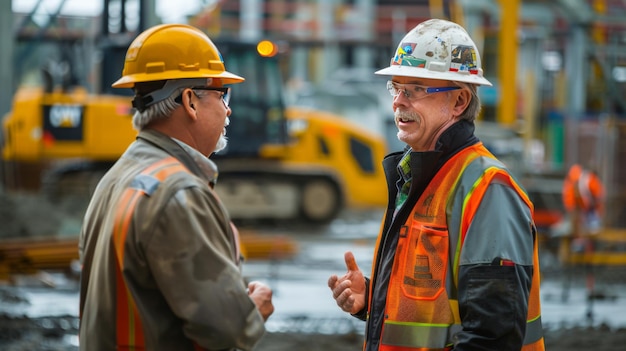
43, 104, 84, 141
49, 104, 82, 128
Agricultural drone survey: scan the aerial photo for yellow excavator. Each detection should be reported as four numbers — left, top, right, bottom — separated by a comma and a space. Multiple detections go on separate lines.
2, 4, 387, 225
2, 41, 387, 224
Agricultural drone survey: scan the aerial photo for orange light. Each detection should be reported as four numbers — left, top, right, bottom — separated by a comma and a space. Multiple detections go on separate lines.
256, 40, 278, 57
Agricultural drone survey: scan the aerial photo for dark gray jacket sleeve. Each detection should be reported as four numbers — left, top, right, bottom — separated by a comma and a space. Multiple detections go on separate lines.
351, 277, 370, 321
453, 183, 534, 351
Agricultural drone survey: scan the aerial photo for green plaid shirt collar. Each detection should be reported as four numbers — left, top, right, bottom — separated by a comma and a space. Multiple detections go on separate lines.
395, 151, 412, 212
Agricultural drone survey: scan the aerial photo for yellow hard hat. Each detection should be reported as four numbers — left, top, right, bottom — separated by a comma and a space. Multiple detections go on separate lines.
112, 23, 244, 89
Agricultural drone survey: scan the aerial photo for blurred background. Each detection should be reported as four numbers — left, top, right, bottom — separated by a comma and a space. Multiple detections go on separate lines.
0, 0, 625, 350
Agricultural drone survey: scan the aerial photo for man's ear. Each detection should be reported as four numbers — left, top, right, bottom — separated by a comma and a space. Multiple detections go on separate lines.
452, 89, 471, 116
181, 89, 197, 119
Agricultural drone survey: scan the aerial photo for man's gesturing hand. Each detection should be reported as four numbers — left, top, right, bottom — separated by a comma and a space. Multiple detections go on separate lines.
248, 281, 274, 321
328, 251, 366, 314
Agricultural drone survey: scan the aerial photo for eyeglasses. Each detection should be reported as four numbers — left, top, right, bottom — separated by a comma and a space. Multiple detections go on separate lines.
386, 80, 461, 101
175, 86, 231, 107
193, 87, 231, 107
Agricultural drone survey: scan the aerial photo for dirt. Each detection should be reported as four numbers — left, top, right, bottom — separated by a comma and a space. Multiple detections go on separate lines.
0, 314, 625, 351
259, 328, 626, 350
0, 190, 81, 240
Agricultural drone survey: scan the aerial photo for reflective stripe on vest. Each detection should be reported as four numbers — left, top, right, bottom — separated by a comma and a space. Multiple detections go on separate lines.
112, 157, 188, 350
371, 143, 544, 351
380, 321, 462, 350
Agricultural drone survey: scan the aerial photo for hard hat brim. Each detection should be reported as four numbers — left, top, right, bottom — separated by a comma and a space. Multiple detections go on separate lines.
112, 70, 245, 89
375, 66, 492, 87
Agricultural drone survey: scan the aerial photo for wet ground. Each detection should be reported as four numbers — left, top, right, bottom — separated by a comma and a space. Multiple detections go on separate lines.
1, 208, 626, 350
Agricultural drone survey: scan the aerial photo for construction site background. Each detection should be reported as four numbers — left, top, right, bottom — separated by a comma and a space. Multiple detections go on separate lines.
1, 0, 626, 350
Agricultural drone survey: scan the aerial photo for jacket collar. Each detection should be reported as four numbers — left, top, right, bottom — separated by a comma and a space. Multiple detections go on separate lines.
136, 129, 218, 187
171, 138, 219, 186
434, 119, 478, 157
382, 119, 479, 198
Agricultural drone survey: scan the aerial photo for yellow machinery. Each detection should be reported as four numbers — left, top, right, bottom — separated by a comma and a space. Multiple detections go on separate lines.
0, 230, 299, 281
0, 236, 80, 281
2, 38, 387, 224
2, 87, 135, 163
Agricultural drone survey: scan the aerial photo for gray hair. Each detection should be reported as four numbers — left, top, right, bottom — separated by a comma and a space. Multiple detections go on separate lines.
132, 87, 215, 131
132, 92, 180, 131
131, 78, 213, 131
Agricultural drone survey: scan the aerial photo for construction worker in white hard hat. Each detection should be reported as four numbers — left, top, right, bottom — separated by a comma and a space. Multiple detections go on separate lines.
328, 19, 545, 350
78, 24, 273, 351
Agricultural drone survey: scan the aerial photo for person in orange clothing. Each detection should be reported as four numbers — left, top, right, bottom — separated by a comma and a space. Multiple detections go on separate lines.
562, 163, 605, 236
328, 19, 544, 351
561, 164, 606, 306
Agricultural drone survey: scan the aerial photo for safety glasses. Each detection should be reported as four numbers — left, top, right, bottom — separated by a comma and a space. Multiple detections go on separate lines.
175, 87, 231, 107
387, 80, 461, 101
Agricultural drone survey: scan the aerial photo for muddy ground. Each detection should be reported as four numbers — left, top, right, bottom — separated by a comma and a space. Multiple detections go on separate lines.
0, 314, 625, 351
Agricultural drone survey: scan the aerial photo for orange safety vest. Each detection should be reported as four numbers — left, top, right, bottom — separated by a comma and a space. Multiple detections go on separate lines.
111, 157, 211, 351
368, 143, 544, 351
562, 164, 604, 214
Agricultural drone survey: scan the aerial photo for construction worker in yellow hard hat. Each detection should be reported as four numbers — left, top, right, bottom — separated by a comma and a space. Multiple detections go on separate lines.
78, 24, 273, 351
328, 19, 544, 351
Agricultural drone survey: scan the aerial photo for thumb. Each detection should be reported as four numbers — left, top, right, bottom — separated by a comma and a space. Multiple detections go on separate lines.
248, 281, 262, 294
344, 251, 359, 272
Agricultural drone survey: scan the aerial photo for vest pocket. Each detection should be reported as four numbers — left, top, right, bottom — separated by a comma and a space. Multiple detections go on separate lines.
381, 223, 454, 348
397, 224, 449, 300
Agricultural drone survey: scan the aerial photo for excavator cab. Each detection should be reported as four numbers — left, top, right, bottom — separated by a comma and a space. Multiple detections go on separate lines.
208, 40, 388, 223
215, 40, 289, 158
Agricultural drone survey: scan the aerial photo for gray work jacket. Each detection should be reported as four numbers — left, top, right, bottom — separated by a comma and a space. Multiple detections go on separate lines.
79, 129, 265, 351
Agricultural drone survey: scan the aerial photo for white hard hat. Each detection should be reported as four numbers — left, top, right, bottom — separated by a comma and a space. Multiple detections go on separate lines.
375, 19, 492, 86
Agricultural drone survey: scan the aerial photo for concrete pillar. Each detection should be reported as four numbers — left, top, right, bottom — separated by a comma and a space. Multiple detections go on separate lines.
564, 26, 587, 166
316, 0, 339, 82
354, 0, 374, 69
142, 0, 159, 28
240, 0, 262, 41
0, 0, 14, 192
0, 0, 14, 119
566, 27, 587, 118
